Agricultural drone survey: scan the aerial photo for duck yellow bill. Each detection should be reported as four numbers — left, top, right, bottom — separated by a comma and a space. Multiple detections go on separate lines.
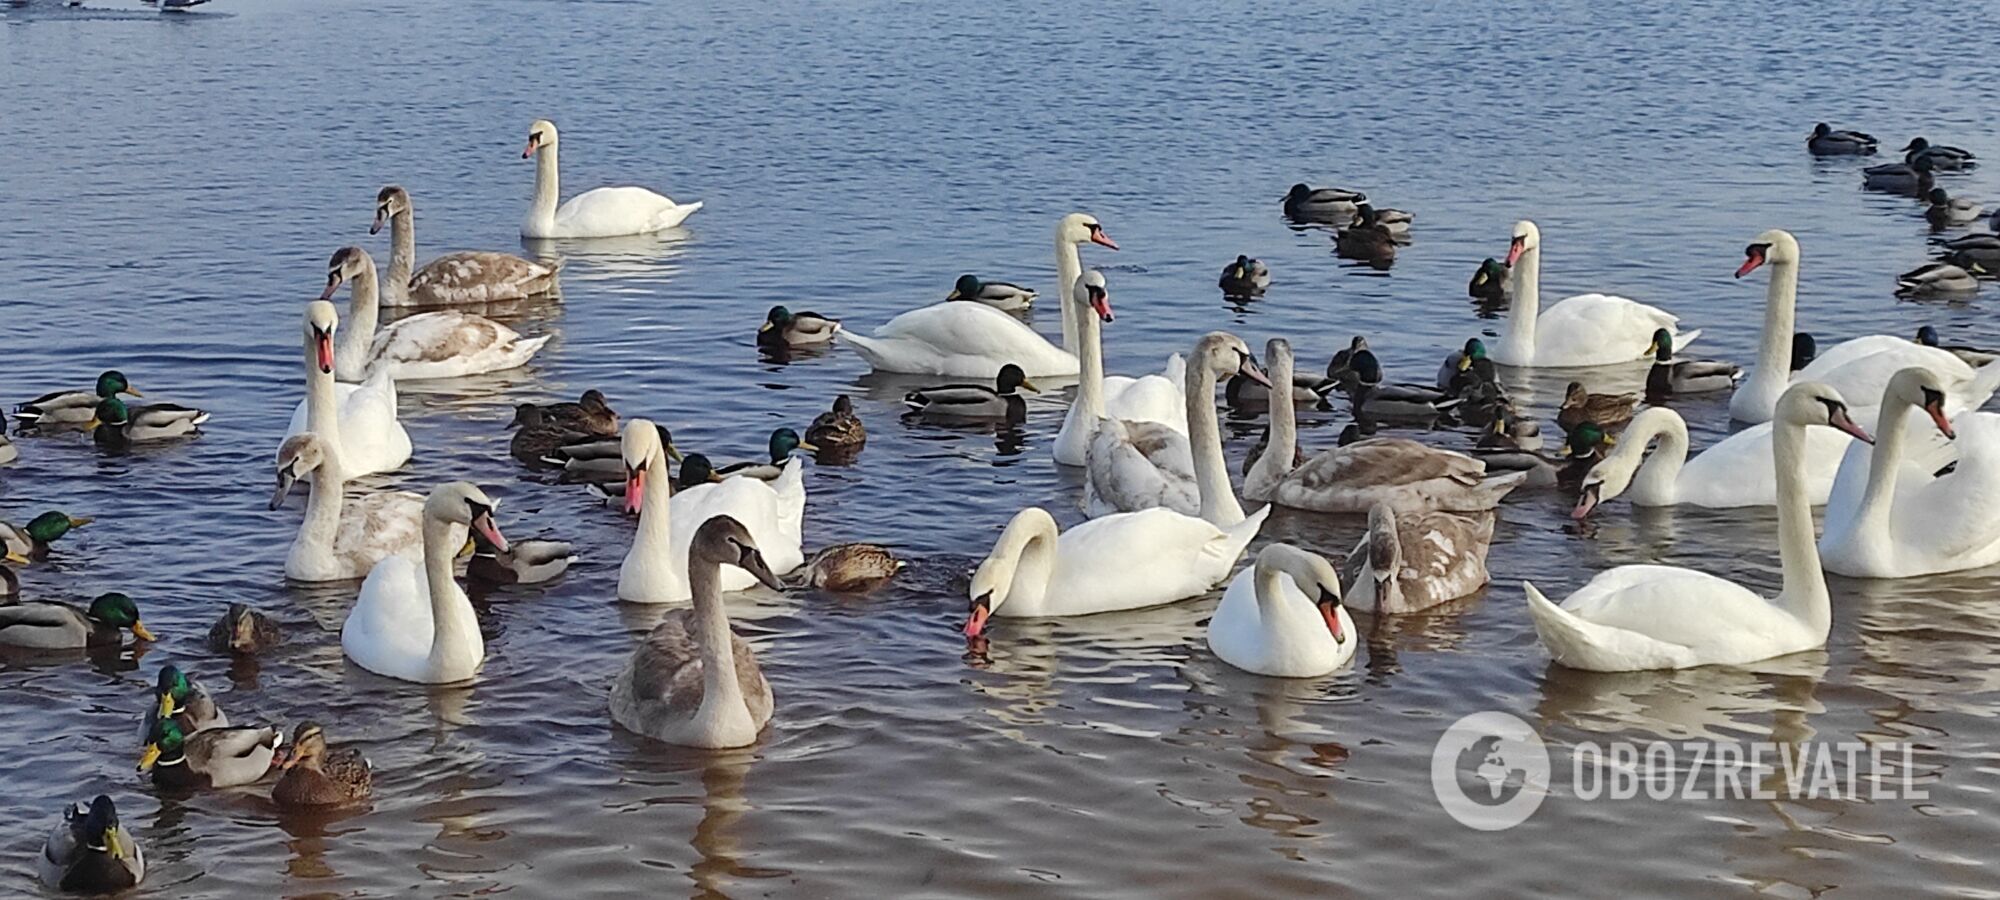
123, 386, 144, 398
131, 621, 157, 642
84, 417, 101, 431
458, 537, 477, 559
1019, 378, 1041, 394
155, 691, 177, 720
3, 550, 28, 565
797, 440, 821, 454
1457, 356, 1471, 371
666, 442, 683, 463
69, 516, 94, 529
104, 826, 128, 860
758, 322, 773, 332
137, 744, 162, 772
946, 289, 962, 300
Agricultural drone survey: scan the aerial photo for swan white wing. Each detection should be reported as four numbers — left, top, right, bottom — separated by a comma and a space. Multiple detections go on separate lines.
365, 312, 550, 381
1102, 369, 1189, 433
407, 252, 558, 306
1531, 294, 1693, 367
341, 556, 435, 681
839, 303, 1078, 377
553, 186, 701, 237
1897, 414, 2000, 567
1028, 509, 1241, 615
1671, 421, 1856, 507
666, 475, 802, 593
1802, 337, 1975, 407
1082, 419, 1197, 517
1527, 566, 1813, 670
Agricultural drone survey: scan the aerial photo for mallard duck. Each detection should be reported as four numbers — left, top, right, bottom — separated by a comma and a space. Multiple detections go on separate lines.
1282, 183, 1366, 222
1471, 422, 1612, 489
138, 719, 282, 790
1807, 123, 1878, 156
803, 395, 865, 460
536, 390, 620, 437
12, 370, 139, 429
1927, 188, 1985, 228
675, 453, 724, 491
946, 274, 1036, 311
801, 543, 903, 593
1, 511, 91, 561
142, 664, 228, 743
1915, 325, 2000, 367
1645, 328, 1741, 396
547, 423, 678, 485
1334, 206, 1398, 263
1791, 332, 1818, 371
1476, 405, 1544, 452
1942, 232, 2000, 271
0, 592, 153, 649
1468, 258, 1510, 304
1863, 154, 1935, 196
509, 403, 590, 465
1341, 502, 1492, 614
1557, 381, 1638, 433
1339, 350, 1459, 421
715, 428, 817, 481
1350, 204, 1412, 238
86, 396, 208, 448
206, 603, 280, 656
38, 795, 143, 893
1437, 337, 1499, 395
758, 305, 840, 349
273, 721, 372, 809
466, 527, 575, 585
1897, 262, 1981, 297
903, 364, 1038, 421
1904, 136, 1977, 171
1218, 255, 1271, 295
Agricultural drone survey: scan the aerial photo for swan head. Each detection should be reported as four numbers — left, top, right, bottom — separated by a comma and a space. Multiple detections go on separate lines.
994, 364, 1039, 396
618, 418, 682, 515
965, 507, 1059, 639
1073, 270, 1113, 322
690, 516, 785, 591
1571, 424, 1630, 519
1736, 229, 1798, 278
1194, 332, 1270, 387
425, 481, 508, 554
320, 247, 373, 300
271, 433, 328, 509
1505, 220, 1540, 266
1776, 381, 1873, 444
1887, 367, 1955, 439
304, 301, 339, 374
1056, 213, 1118, 250
1263, 337, 1294, 383
371, 185, 410, 235
522, 119, 558, 159
1257, 543, 1347, 645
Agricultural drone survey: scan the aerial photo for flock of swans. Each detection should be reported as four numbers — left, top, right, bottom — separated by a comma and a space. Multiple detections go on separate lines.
3, 115, 1996, 891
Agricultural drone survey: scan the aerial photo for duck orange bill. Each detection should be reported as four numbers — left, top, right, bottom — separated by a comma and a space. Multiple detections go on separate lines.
963, 597, 992, 639
624, 469, 646, 515
472, 514, 510, 555
1736, 247, 1767, 278
1317, 599, 1344, 642
1505, 237, 1525, 267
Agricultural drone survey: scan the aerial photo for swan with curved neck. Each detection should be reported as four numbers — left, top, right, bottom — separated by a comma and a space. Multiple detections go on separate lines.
610, 516, 782, 748
1206, 543, 1354, 677
616, 418, 806, 604
1052, 270, 1187, 465
962, 500, 1270, 638
1493, 219, 1700, 368
1082, 331, 1262, 526
1526, 382, 1872, 671
374, 186, 559, 306
281, 301, 411, 481
1731, 229, 2000, 423
1819, 368, 1996, 577
340, 482, 506, 684
520, 119, 703, 239
321, 247, 552, 382
1572, 403, 1871, 513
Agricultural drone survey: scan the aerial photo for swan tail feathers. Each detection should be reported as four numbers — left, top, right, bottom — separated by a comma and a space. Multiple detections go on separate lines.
1162, 354, 1188, 385
836, 331, 893, 371
1215, 504, 1273, 563
1670, 328, 1703, 356
1473, 470, 1530, 508
1968, 356, 2000, 402
1524, 581, 1694, 672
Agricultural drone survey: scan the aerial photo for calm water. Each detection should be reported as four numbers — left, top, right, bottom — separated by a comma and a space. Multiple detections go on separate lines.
4, 0, 1999, 896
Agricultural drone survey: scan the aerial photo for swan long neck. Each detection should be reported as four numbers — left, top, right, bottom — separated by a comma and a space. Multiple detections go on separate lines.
296, 455, 343, 552
1746, 257, 1799, 400
303, 336, 347, 477
1254, 348, 1299, 484
1627, 409, 1691, 503
530, 143, 561, 225
635, 446, 673, 550
1054, 236, 1082, 356
1852, 390, 1914, 544
1769, 414, 1832, 636
337, 261, 381, 376
991, 514, 1058, 614
1503, 245, 1541, 361
1187, 357, 1243, 526
386, 208, 416, 301
1073, 297, 1106, 419
422, 510, 482, 674
688, 550, 747, 718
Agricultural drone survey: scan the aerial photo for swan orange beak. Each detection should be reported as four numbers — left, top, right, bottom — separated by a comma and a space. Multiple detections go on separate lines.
1736, 247, 1767, 278
1505, 236, 1526, 267
1926, 402, 1956, 440
1573, 482, 1602, 520
316, 330, 336, 375
471, 512, 509, 555
963, 594, 992, 639
1829, 405, 1874, 445
521, 135, 540, 159
624, 467, 645, 516
1090, 229, 1118, 251
1317, 596, 1345, 643
1088, 287, 1113, 323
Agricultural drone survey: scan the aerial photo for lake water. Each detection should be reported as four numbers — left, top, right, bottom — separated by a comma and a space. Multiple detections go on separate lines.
3, 0, 1999, 896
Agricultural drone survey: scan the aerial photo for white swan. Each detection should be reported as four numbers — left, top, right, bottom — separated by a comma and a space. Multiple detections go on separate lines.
271, 433, 446, 582
1819, 368, 1997, 577
961, 504, 1269, 638
1051, 270, 1187, 466
519, 119, 702, 239
1492, 220, 1700, 368
340, 482, 504, 684
837, 212, 1114, 378
1083, 332, 1263, 525
1247, 338, 1525, 513
1573, 405, 1871, 514
616, 419, 805, 604
375, 186, 559, 306
323, 247, 551, 382
609, 516, 781, 749
1206, 543, 1355, 678
280, 301, 411, 481
1525, 382, 1872, 672
1729, 229, 2000, 423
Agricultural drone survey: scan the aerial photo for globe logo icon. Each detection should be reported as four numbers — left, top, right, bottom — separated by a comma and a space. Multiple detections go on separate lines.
1431, 712, 1549, 830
